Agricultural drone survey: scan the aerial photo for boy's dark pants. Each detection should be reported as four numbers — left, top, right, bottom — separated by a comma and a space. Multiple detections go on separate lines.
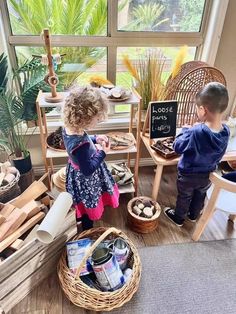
175, 172, 211, 221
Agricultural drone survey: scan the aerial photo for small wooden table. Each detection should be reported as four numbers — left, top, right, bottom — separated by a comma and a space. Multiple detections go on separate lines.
141, 134, 236, 200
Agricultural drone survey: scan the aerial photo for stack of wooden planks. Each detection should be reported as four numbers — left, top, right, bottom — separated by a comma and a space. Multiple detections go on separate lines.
0, 179, 49, 255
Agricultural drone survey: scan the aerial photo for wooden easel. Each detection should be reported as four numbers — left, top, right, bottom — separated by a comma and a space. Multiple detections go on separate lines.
136, 100, 179, 200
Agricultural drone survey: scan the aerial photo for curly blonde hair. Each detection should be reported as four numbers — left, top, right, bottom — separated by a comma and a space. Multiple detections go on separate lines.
63, 86, 108, 130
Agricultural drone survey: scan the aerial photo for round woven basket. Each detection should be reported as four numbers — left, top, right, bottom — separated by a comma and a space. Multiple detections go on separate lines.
57, 227, 141, 312
0, 170, 21, 203
127, 196, 161, 234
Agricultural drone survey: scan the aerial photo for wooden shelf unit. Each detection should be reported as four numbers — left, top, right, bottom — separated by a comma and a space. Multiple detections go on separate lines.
36, 90, 142, 194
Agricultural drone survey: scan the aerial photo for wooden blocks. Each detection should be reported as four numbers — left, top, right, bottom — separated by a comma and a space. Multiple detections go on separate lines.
0, 215, 6, 226
21, 200, 41, 219
11, 180, 47, 208
0, 209, 27, 242
0, 204, 15, 218
0, 211, 45, 253
0, 180, 48, 253
9, 239, 24, 251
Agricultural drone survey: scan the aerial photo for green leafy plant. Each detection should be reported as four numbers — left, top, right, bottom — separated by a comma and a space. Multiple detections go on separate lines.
14, 58, 49, 121
179, 0, 205, 32
0, 53, 49, 158
124, 3, 169, 31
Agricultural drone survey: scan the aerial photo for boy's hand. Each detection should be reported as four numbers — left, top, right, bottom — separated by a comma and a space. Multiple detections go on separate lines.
182, 124, 192, 129
96, 135, 108, 145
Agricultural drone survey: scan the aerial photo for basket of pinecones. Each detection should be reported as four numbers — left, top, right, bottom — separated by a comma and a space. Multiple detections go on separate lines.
46, 127, 66, 151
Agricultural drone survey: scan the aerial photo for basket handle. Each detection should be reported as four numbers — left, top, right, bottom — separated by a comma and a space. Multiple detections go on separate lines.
74, 227, 123, 280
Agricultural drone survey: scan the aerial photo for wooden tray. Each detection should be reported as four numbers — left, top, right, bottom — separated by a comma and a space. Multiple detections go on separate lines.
107, 132, 135, 150
151, 137, 178, 159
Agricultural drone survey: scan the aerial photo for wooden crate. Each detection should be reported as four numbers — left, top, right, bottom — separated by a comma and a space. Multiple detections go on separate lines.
0, 211, 76, 314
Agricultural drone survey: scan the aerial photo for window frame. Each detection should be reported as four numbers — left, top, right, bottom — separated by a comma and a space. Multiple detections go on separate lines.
0, 0, 229, 120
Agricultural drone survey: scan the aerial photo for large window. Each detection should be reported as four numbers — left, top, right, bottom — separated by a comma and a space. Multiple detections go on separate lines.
1, 0, 210, 116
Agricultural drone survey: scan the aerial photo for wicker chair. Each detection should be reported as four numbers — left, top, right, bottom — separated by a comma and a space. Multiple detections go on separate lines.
165, 61, 226, 127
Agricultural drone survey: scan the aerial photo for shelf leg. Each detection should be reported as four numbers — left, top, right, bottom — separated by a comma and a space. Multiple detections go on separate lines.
152, 164, 164, 200
36, 96, 51, 190
127, 104, 134, 168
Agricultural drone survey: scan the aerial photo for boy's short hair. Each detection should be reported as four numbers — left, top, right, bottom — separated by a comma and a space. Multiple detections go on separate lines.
196, 82, 229, 113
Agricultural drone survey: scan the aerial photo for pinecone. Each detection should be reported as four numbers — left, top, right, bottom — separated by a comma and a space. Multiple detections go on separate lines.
52, 133, 62, 148
50, 127, 65, 150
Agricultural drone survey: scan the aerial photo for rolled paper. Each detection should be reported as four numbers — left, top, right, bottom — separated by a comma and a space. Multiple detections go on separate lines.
36, 192, 73, 244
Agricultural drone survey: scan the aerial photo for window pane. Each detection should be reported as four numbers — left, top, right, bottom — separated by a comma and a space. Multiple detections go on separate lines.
8, 0, 107, 35
15, 46, 107, 89
118, 0, 206, 32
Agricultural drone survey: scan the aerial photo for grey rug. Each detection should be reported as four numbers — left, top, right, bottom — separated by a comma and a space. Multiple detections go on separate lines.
107, 239, 236, 314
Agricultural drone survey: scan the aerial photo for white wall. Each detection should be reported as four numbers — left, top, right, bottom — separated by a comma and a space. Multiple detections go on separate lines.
214, 0, 236, 115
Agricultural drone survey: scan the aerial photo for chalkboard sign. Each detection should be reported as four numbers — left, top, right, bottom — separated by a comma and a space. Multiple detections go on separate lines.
149, 100, 178, 139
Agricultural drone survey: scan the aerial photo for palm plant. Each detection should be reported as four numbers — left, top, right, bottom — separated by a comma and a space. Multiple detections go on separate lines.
0, 53, 28, 158
0, 53, 49, 158
124, 3, 169, 31
8, 0, 108, 86
14, 58, 50, 121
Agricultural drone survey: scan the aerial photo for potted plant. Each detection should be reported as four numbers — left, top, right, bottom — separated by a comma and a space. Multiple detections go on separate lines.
123, 49, 167, 121
0, 53, 48, 176
122, 46, 189, 120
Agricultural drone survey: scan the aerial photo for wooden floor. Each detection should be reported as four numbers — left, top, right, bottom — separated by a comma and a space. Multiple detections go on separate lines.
9, 166, 236, 314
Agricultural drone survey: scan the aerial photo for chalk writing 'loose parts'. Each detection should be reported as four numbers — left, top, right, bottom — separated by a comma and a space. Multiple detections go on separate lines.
152, 116, 167, 121
152, 107, 174, 114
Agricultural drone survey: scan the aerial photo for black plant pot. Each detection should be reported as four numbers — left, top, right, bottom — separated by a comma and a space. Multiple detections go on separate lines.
12, 152, 32, 174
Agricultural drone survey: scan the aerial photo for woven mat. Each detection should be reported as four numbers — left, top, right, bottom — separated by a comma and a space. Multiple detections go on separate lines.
106, 239, 236, 314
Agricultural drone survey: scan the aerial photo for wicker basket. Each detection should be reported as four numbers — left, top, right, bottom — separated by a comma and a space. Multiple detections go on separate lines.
127, 196, 161, 234
0, 170, 21, 203
165, 61, 226, 127
57, 227, 141, 312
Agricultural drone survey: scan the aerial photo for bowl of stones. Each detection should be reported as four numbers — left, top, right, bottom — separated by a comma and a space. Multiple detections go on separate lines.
127, 196, 161, 233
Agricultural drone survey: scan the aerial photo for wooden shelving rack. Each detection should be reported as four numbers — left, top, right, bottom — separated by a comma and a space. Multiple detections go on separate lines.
36, 90, 142, 195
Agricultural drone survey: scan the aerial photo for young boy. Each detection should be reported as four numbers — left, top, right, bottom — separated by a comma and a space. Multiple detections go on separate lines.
164, 82, 230, 226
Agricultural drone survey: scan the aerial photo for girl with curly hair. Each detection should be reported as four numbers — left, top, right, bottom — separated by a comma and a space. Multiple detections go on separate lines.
62, 86, 119, 231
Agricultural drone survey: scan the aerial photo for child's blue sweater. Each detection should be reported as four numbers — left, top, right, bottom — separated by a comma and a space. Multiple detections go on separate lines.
173, 123, 230, 174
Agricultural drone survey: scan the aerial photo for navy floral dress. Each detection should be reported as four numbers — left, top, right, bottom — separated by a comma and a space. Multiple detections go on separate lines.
63, 129, 119, 220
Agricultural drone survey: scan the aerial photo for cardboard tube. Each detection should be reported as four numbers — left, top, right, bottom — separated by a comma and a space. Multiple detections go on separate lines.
36, 192, 73, 244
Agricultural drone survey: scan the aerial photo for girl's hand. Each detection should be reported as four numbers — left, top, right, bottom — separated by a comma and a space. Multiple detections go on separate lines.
101, 140, 110, 154
96, 135, 108, 145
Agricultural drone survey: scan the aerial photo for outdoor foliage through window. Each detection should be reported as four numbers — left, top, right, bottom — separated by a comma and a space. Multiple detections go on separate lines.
8, 0, 107, 35
118, 0, 206, 32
